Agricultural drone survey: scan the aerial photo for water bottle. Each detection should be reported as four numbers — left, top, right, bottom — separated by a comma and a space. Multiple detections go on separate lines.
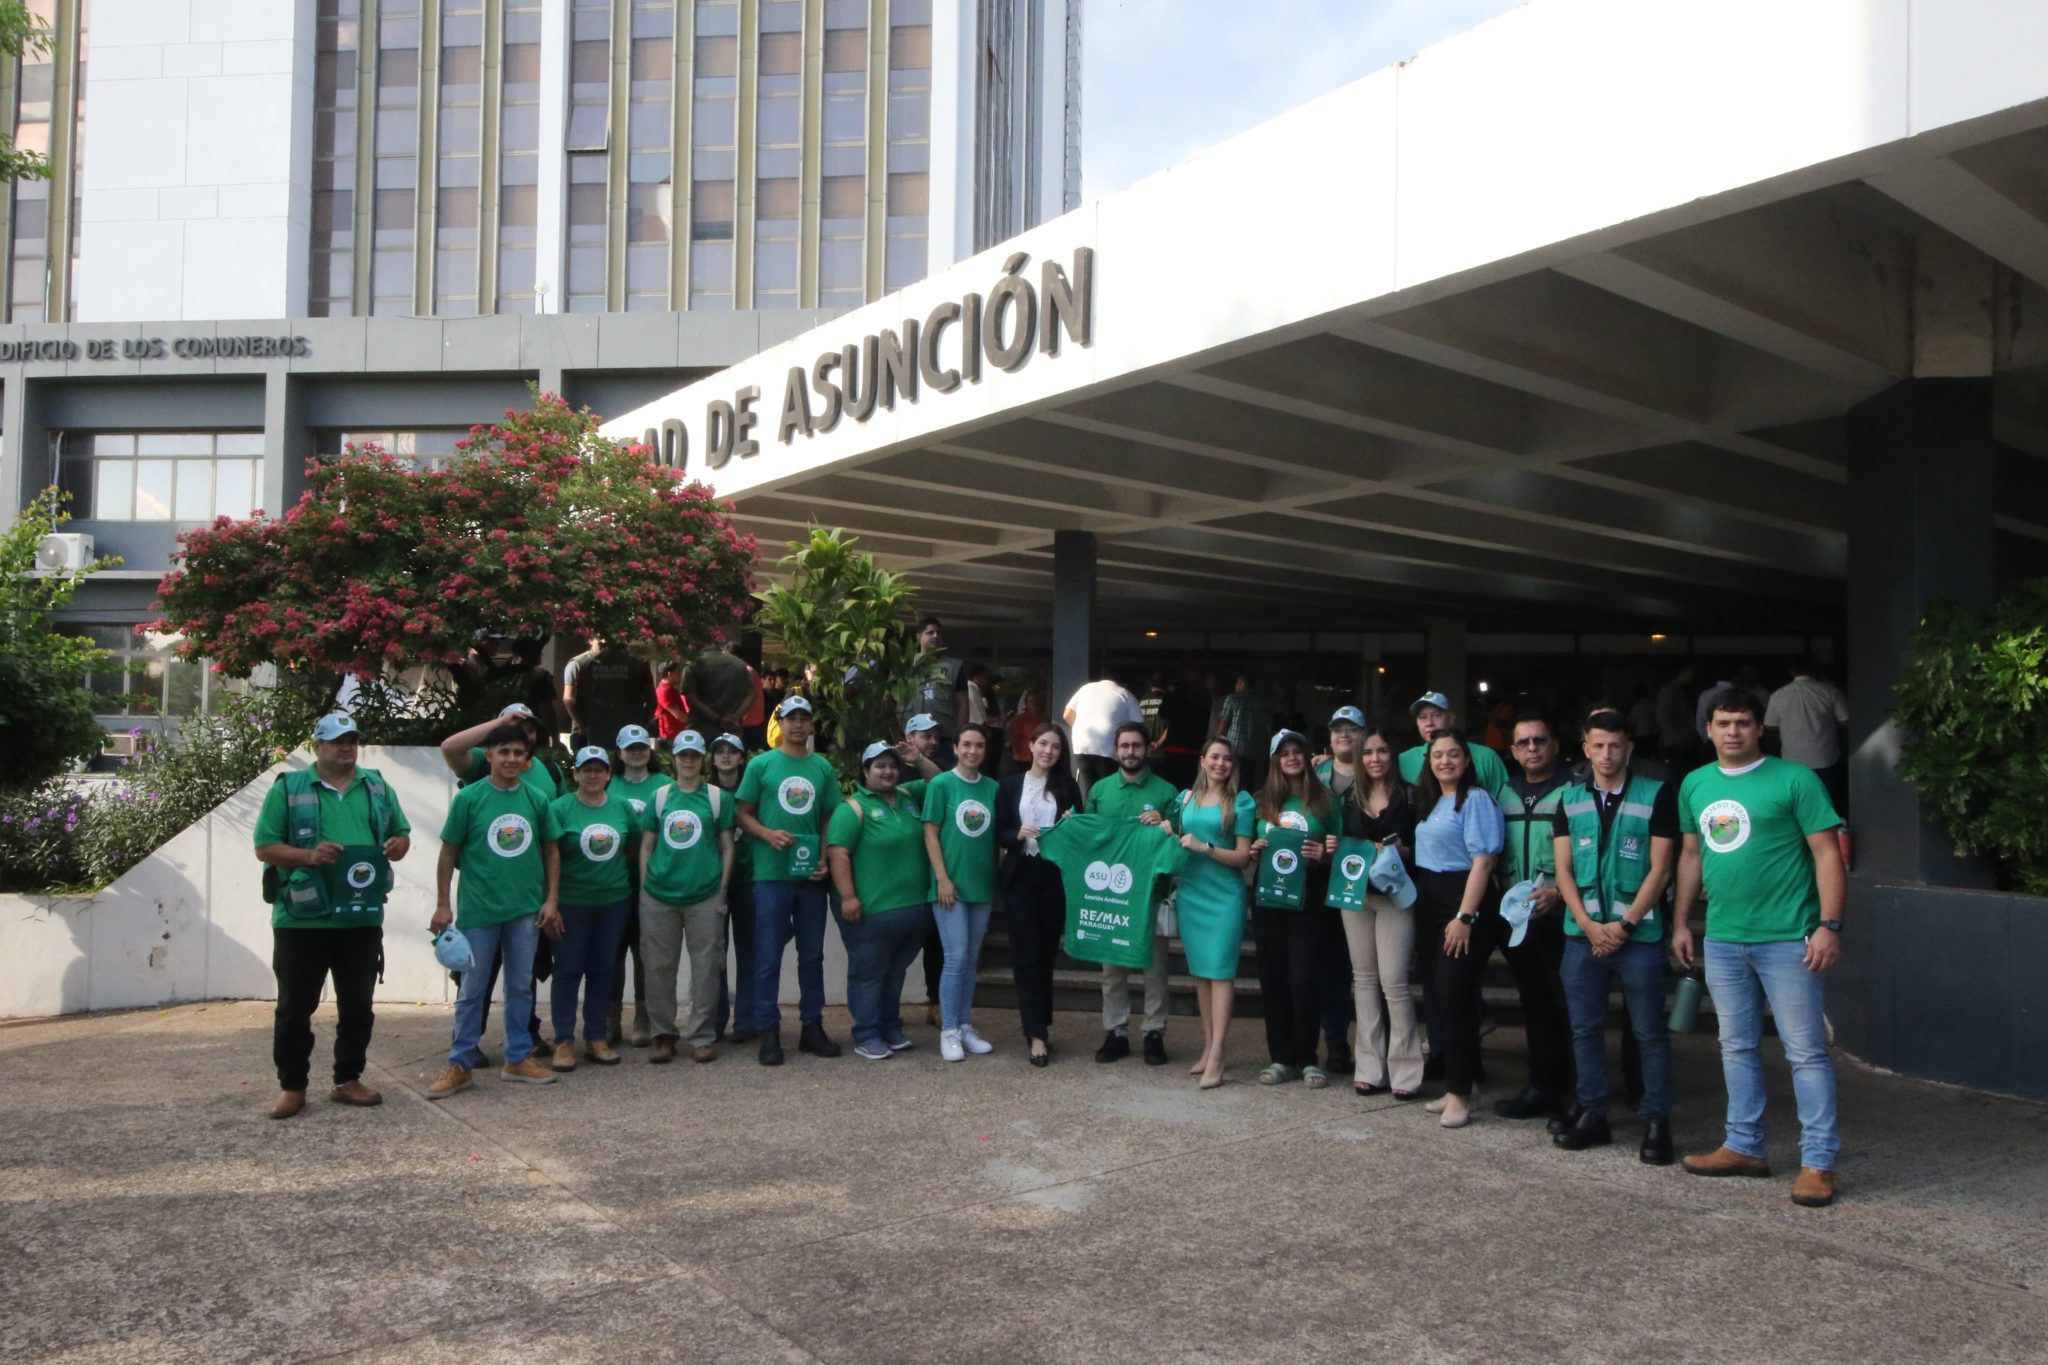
1668, 967, 1705, 1033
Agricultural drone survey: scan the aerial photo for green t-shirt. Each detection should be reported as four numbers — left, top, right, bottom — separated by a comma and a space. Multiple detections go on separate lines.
464, 746, 563, 803
1040, 813, 1189, 969
921, 768, 998, 904
828, 787, 929, 916
643, 781, 734, 906
1399, 742, 1510, 801
439, 778, 561, 928
736, 747, 842, 881
610, 770, 673, 822
1679, 757, 1840, 944
1087, 769, 1180, 822
254, 770, 412, 929
549, 791, 639, 905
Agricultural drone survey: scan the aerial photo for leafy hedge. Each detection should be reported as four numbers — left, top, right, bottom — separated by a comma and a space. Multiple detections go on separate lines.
0, 689, 315, 894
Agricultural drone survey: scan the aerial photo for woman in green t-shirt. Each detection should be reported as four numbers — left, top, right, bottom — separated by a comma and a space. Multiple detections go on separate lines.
828, 741, 933, 1060
1247, 730, 1336, 1087
638, 730, 736, 1065
546, 746, 639, 1070
922, 724, 1000, 1063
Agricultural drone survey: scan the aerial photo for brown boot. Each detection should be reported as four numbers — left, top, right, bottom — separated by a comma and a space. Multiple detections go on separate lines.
425, 1065, 473, 1100
648, 1036, 677, 1065
501, 1056, 558, 1085
329, 1080, 382, 1107
268, 1090, 306, 1120
1791, 1167, 1837, 1207
585, 1040, 622, 1066
1681, 1145, 1773, 1178
550, 1041, 578, 1072
692, 1044, 716, 1063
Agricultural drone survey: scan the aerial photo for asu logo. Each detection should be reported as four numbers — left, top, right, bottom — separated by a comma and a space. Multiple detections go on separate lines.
955, 800, 991, 838
778, 775, 816, 815
487, 813, 533, 857
1084, 860, 1132, 894
345, 860, 378, 890
581, 823, 622, 862
1339, 853, 1368, 881
1700, 799, 1751, 853
1271, 848, 1300, 876
663, 809, 703, 850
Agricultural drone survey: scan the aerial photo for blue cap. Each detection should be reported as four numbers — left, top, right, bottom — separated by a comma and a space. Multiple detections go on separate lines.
573, 744, 612, 769
1499, 879, 1536, 948
860, 740, 898, 767
903, 712, 939, 734
312, 712, 360, 742
672, 730, 708, 755
710, 732, 745, 752
1368, 843, 1418, 910
615, 724, 653, 750
776, 695, 813, 718
498, 702, 536, 720
1268, 728, 1307, 757
432, 926, 475, 973
1329, 706, 1366, 729
1409, 691, 1451, 717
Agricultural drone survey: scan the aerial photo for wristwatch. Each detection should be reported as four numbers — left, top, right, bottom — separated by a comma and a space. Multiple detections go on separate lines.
1620, 919, 1639, 937
1456, 911, 1479, 926
1817, 919, 1844, 934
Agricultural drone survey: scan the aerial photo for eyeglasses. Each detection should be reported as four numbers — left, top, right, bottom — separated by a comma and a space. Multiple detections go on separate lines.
1512, 737, 1553, 748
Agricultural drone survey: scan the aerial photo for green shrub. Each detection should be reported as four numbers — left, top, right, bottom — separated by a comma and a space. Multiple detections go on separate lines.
1893, 578, 2048, 894
0, 487, 121, 790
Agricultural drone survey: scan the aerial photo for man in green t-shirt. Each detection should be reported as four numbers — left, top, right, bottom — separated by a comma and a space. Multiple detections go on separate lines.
829, 741, 933, 1059
736, 696, 844, 1065
253, 712, 412, 1120
639, 730, 736, 1064
606, 723, 671, 1049
1675, 687, 1846, 1208
1085, 722, 1180, 1066
427, 724, 564, 1099
439, 702, 565, 801
1397, 690, 1509, 800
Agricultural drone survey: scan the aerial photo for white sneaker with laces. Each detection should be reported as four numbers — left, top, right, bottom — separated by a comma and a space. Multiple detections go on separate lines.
939, 1029, 966, 1063
959, 1024, 994, 1055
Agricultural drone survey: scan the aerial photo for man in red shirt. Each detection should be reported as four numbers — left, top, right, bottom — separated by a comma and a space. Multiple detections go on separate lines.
654, 661, 690, 742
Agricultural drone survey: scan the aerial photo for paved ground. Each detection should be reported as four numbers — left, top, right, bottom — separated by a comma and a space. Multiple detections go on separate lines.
3, 1001, 2046, 1364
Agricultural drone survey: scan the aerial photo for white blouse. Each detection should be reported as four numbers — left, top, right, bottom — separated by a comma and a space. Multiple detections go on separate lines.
1019, 774, 1057, 855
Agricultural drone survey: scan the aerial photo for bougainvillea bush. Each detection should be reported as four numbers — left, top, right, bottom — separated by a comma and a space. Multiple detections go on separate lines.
154, 394, 757, 696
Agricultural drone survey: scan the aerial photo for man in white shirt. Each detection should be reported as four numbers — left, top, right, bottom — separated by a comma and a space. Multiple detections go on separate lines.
1765, 660, 1850, 810
1064, 677, 1143, 789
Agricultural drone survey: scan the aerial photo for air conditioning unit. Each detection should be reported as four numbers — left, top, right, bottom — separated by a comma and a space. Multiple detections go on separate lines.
103, 732, 139, 758
35, 532, 93, 573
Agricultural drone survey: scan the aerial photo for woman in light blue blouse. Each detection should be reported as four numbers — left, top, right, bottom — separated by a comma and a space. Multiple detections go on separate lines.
1411, 729, 1504, 1129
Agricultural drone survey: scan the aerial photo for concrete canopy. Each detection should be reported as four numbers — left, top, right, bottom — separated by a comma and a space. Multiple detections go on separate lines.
604, 0, 2048, 635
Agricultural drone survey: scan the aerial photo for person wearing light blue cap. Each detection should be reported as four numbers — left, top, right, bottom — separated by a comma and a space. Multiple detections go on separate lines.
606, 722, 671, 1049
827, 741, 933, 1059
1398, 692, 1510, 801
254, 711, 412, 1118
546, 746, 639, 1069
639, 730, 736, 1064
1332, 726, 1424, 1099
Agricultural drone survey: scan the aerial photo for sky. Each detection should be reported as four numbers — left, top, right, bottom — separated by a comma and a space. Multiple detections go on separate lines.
1082, 0, 1527, 199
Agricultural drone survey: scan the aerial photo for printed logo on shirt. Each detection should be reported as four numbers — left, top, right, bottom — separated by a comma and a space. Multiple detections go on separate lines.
1339, 852, 1367, 881
1271, 848, 1300, 876
580, 823, 622, 862
791, 842, 815, 868
1084, 860, 1134, 895
777, 775, 816, 815
626, 797, 648, 815
1699, 799, 1751, 853
954, 799, 992, 838
1619, 834, 1643, 861
662, 809, 703, 850
1278, 810, 1310, 832
345, 860, 379, 890
487, 813, 534, 858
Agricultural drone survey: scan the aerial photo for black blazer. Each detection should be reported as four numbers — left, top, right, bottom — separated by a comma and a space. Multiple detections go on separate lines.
993, 772, 1081, 893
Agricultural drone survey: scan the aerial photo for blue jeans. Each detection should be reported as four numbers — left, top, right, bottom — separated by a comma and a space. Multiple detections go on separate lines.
1560, 936, 1673, 1119
1705, 937, 1839, 1171
551, 898, 631, 1044
451, 914, 540, 1067
844, 904, 930, 1048
752, 878, 829, 1032
934, 899, 992, 1031
714, 877, 756, 1036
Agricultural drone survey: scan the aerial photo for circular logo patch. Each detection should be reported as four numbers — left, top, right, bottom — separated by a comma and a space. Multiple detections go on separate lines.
1278, 810, 1310, 832
1699, 799, 1751, 853
790, 843, 816, 868
777, 775, 816, 815
580, 823, 622, 863
1339, 853, 1367, 881
662, 809, 703, 851
626, 797, 648, 815
954, 799, 991, 838
1108, 864, 1134, 895
487, 813, 533, 858
345, 860, 378, 890
1271, 848, 1299, 876
1084, 860, 1113, 891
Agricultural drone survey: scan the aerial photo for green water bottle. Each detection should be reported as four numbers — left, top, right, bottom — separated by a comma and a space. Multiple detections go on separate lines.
1668, 968, 1705, 1033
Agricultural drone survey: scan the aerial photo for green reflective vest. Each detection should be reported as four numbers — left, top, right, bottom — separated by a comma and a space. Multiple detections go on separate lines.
1499, 778, 1565, 884
266, 766, 398, 919
1558, 774, 1665, 942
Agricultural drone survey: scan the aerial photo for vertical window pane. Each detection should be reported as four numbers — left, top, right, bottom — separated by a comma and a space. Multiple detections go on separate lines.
173, 463, 212, 521
216, 461, 257, 521
94, 461, 133, 521
134, 461, 174, 520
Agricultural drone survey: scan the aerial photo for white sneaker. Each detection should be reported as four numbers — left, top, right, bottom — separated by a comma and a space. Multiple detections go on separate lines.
939, 1029, 966, 1063
959, 1024, 994, 1055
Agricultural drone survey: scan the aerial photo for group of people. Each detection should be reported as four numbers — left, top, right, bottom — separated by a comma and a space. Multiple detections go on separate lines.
258, 630, 1850, 1209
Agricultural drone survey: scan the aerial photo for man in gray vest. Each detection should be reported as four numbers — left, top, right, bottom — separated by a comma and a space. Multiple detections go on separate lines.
253, 713, 412, 1119
564, 634, 656, 752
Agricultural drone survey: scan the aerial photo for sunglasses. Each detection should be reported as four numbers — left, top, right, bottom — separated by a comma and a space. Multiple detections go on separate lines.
1512, 737, 1553, 748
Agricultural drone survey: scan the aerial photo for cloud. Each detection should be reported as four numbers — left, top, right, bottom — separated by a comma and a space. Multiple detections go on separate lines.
1081, 0, 1526, 197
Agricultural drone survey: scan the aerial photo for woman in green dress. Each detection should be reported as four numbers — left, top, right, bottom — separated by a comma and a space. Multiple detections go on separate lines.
1170, 735, 1258, 1089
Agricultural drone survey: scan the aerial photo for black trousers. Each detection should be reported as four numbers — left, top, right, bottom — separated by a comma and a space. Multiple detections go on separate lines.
1416, 867, 1500, 1098
1004, 856, 1068, 1043
1251, 893, 1334, 1070
1501, 909, 1574, 1097
272, 925, 382, 1092
922, 922, 945, 1004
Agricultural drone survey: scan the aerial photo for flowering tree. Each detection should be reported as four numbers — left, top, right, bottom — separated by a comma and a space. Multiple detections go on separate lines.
154, 394, 758, 698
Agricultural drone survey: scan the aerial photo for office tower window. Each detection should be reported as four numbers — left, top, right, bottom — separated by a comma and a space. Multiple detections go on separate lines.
972, 0, 1014, 252
627, 0, 675, 310
372, 0, 422, 314
8, 0, 56, 320
55, 432, 265, 524
498, 0, 543, 309
819, 0, 866, 308
76, 625, 247, 719
689, 0, 738, 309
433, 0, 483, 315
316, 428, 467, 471
885, 0, 930, 291
752, 2, 802, 309
565, 0, 610, 311
310, 0, 359, 315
